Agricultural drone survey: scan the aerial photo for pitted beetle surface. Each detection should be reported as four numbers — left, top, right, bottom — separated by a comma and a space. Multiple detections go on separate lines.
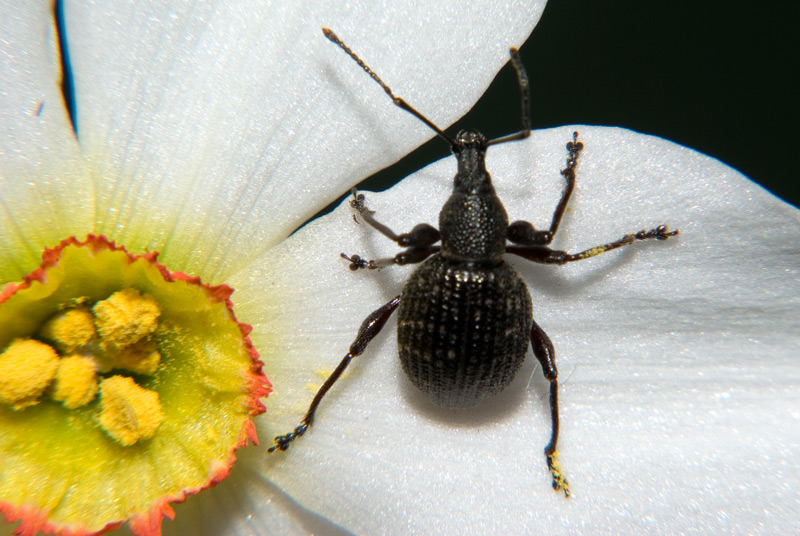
269, 28, 679, 497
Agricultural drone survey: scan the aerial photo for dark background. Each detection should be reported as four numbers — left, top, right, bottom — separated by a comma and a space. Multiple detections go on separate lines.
331, 0, 798, 219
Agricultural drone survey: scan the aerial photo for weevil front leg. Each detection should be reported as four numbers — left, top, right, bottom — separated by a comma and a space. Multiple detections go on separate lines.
268, 296, 401, 453
343, 188, 441, 270
507, 132, 583, 246
507, 131, 678, 262
530, 319, 570, 497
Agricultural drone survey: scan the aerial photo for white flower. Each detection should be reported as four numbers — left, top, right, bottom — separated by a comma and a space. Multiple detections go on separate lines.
1, 1, 548, 535
2, 1, 798, 536
249, 126, 800, 535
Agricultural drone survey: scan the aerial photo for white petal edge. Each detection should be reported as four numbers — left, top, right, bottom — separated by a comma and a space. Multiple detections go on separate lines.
229, 126, 800, 535
63, 0, 546, 282
0, 2, 93, 283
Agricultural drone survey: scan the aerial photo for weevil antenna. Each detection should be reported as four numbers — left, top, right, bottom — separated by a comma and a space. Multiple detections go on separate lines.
487, 47, 532, 146
322, 27, 458, 150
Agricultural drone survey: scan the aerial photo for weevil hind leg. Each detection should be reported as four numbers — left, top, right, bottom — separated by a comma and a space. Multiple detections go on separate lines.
530, 318, 571, 497
268, 296, 401, 453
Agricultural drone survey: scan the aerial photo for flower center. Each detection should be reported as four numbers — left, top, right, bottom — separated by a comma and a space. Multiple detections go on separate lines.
0, 234, 269, 534
0, 235, 265, 449
0, 287, 166, 445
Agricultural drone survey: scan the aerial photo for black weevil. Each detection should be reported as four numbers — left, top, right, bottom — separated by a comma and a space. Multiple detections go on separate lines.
269, 28, 679, 496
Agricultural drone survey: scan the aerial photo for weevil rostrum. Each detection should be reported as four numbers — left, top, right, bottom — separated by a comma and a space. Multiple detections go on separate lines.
268, 28, 679, 496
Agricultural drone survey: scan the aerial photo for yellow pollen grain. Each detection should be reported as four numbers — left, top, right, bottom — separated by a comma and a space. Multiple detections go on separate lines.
315, 369, 335, 380
547, 450, 571, 498
577, 246, 604, 260
99, 376, 164, 446
0, 339, 60, 409
114, 339, 161, 375
93, 289, 160, 349
40, 307, 96, 352
52, 355, 98, 409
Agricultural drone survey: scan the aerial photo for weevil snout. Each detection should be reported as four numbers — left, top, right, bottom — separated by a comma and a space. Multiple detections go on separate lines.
454, 129, 488, 150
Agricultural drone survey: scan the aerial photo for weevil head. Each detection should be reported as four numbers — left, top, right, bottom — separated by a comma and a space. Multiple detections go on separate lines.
439, 129, 508, 261
454, 129, 487, 150
452, 130, 490, 194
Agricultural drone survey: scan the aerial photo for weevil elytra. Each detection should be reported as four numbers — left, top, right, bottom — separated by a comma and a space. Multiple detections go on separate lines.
269, 28, 679, 496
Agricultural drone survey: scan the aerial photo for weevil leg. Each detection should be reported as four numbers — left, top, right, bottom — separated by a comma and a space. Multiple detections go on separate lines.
344, 188, 441, 270
506, 224, 679, 264
530, 319, 570, 497
349, 188, 440, 246
507, 132, 583, 246
268, 295, 401, 453
341, 246, 441, 271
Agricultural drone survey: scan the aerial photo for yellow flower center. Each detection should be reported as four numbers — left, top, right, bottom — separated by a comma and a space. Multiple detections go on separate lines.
0, 288, 166, 445
0, 235, 270, 535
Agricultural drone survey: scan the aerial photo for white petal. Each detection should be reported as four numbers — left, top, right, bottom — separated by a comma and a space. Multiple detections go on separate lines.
0, 2, 92, 282
63, 0, 546, 281
234, 126, 800, 534
147, 445, 355, 536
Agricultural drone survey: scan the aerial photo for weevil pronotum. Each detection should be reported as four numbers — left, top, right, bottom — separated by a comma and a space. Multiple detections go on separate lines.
269, 28, 679, 496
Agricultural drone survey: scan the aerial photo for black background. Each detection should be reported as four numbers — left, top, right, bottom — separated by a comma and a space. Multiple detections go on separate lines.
328, 0, 798, 221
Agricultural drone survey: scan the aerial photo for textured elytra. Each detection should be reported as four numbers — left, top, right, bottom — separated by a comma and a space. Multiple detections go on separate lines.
397, 255, 532, 407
